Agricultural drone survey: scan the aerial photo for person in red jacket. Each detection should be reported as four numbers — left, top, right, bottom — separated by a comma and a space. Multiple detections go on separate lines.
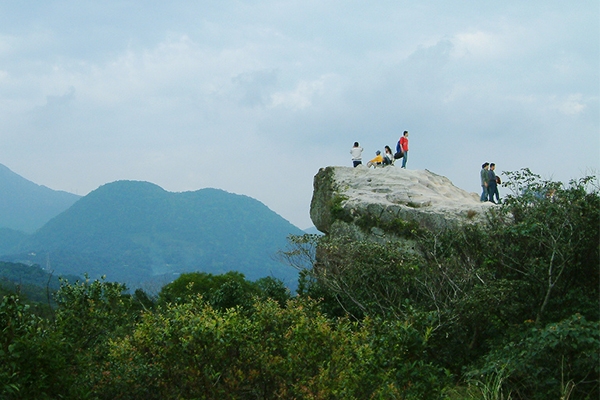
399, 131, 409, 168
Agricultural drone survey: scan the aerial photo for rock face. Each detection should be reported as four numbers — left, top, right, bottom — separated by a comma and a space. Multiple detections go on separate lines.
310, 166, 493, 240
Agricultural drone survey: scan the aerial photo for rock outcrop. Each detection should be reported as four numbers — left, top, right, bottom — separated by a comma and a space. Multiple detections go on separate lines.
310, 166, 493, 240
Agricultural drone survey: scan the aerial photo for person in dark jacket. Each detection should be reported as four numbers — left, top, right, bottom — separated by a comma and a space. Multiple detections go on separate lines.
480, 162, 490, 202
487, 163, 501, 203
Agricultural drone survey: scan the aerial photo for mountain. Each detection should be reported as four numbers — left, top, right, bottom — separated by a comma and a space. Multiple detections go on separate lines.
0, 227, 28, 255
3, 180, 304, 289
0, 163, 81, 233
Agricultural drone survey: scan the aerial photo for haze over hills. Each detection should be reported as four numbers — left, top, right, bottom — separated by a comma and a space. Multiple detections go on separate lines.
0, 169, 305, 289
0, 227, 28, 256
0, 163, 81, 233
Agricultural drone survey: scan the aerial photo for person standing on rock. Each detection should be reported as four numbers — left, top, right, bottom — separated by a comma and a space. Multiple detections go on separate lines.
487, 163, 500, 203
398, 131, 409, 168
480, 162, 490, 202
350, 142, 364, 167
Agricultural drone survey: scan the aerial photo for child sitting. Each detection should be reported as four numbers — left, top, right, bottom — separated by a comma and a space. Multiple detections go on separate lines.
366, 150, 384, 168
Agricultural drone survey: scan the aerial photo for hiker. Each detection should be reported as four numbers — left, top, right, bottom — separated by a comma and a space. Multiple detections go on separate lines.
487, 163, 501, 203
398, 131, 409, 168
480, 162, 490, 202
366, 150, 384, 168
350, 142, 364, 167
383, 145, 394, 166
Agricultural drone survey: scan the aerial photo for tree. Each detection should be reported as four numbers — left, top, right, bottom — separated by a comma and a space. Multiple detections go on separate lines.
54, 275, 134, 348
157, 271, 290, 311
0, 295, 70, 399
495, 170, 599, 324
254, 276, 291, 307
288, 170, 599, 398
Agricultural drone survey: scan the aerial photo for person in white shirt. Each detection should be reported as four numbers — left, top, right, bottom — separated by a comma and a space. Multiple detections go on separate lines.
350, 142, 364, 167
383, 145, 394, 166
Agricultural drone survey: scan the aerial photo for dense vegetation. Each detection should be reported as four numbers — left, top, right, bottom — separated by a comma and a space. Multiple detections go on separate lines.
1, 170, 598, 399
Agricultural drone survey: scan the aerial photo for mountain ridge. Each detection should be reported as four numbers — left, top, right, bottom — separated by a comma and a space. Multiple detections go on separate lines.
0, 163, 81, 233
0, 172, 303, 289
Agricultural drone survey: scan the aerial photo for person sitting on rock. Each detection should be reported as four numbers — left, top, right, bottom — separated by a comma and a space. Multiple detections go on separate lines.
367, 150, 384, 168
383, 145, 394, 166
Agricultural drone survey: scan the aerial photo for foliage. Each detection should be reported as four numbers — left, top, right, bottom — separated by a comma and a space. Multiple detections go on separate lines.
329, 193, 353, 223
495, 170, 599, 323
54, 276, 135, 348
52, 276, 139, 398
0, 273, 451, 399
295, 170, 599, 398
132, 288, 156, 311
0, 170, 596, 399
254, 276, 292, 307
92, 297, 449, 399
307, 235, 425, 320
471, 314, 599, 399
0, 295, 70, 399
0, 261, 81, 307
355, 213, 422, 238
157, 271, 291, 311
427, 171, 598, 397
277, 233, 319, 273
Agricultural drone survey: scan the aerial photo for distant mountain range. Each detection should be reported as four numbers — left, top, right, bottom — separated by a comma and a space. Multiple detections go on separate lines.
0, 164, 81, 233
0, 164, 305, 289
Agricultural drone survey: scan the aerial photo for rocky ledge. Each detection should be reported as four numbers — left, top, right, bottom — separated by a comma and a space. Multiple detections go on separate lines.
310, 166, 494, 239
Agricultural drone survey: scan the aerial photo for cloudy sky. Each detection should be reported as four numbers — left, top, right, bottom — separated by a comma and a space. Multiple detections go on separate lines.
0, 1, 598, 229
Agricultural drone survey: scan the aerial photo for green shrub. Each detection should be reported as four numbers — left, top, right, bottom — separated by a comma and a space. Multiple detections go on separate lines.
470, 314, 599, 399
0, 296, 70, 399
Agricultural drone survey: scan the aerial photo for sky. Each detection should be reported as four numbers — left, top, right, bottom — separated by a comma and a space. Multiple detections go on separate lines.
0, 1, 598, 229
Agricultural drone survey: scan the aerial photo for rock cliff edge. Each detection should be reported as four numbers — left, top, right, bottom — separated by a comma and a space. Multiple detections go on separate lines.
310, 166, 493, 239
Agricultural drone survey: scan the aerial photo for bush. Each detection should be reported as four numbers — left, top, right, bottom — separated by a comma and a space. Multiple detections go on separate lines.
471, 314, 599, 399
0, 296, 70, 399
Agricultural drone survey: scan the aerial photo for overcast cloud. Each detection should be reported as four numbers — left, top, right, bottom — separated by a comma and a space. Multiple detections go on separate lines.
1, 1, 598, 229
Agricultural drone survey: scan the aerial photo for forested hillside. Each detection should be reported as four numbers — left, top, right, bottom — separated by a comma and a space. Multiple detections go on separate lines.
0, 262, 80, 317
1, 171, 597, 399
3, 180, 303, 288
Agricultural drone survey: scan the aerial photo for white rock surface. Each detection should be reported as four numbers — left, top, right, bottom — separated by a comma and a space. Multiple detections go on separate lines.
310, 166, 494, 234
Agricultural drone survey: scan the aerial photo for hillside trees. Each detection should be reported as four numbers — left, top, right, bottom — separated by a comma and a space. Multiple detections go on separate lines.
157, 271, 291, 310
0, 295, 71, 398
493, 170, 599, 323
0, 170, 597, 399
91, 296, 449, 399
2, 274, 450, 399
292, 170, 599, 399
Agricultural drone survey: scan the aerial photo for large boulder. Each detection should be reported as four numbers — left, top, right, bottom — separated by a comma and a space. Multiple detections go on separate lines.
310, 166, 494, 241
